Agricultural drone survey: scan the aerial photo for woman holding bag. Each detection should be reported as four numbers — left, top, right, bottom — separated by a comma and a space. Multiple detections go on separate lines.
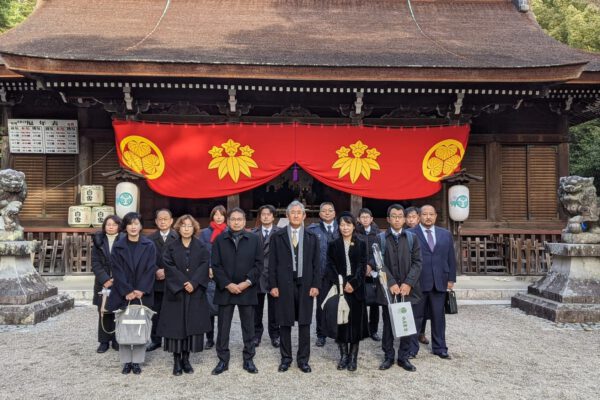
325, 212, 369, 371
106, 212, 157, 375
157, 214, 211, 376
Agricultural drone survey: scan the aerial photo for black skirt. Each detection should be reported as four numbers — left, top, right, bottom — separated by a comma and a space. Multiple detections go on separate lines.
163, 334, 204, 353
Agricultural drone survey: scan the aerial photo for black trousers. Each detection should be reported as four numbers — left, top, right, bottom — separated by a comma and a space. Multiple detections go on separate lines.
97, 310, 115, 343
254, 292, 280, 341
315, 277, 332, 338
368, 305, 380, 335
216, 304, 255, 364
206, 315, 215, 341
150, 290, 163, 345
412, 290, 447, 355
381, 304, 422, 361
419, 300, 430, 335
280, 283, 310, 365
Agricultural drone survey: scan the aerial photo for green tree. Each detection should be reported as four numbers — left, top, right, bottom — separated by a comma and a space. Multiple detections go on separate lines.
0, 0, 36, 33
569, 119, 600, 187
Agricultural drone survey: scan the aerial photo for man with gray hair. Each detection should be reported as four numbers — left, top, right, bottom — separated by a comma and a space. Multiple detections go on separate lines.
269, 201, 320, 373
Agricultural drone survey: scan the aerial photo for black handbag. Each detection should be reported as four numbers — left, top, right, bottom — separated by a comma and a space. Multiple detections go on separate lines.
364, 281, 378, 306
445, 289, 458, 314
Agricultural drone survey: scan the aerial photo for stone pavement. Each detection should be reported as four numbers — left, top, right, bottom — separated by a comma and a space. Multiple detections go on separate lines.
0, 302, 598, 400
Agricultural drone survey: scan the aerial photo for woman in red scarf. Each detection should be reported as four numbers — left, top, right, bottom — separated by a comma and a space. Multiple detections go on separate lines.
199, 205, 227, 349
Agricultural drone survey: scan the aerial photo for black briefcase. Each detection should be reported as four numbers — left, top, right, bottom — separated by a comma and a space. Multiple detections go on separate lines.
364, 281, 378, 306
444, 290, 458, 314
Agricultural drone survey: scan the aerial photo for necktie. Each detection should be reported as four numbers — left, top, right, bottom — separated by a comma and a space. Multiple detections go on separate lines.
426, 229, 435, 251
292, 230, 298, 248
263, 229, 269, 240
327, 225, 333, 235
393, 234, 399, 245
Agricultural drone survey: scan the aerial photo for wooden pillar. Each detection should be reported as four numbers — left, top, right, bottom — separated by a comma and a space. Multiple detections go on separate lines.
227, 194, 240, 211
350, 194, 362, 217
557, 142, 569, 220
486, 142, 502, 221
1, 106, 13, 169
77, 108, 92, 192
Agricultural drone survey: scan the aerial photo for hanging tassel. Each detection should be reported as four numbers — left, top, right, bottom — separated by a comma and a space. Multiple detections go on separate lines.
293, 164, 299, 182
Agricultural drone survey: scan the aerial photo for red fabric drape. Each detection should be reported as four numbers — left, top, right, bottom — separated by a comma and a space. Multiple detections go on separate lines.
113, 121, 469, 200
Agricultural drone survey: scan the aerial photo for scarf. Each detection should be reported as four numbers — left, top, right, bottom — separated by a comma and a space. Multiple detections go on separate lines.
210, 221, 227, 243
287, 225, 304, 278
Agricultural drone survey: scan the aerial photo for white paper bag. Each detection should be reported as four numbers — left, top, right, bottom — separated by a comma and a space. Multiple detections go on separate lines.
388, 298, 417, 338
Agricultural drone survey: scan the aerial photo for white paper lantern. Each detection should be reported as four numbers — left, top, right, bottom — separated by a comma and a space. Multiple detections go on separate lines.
92, 206, 116, 227
115, 182, 140, 218
448, 185, 470, 222
80, 185, 104, 206
68, 206, 92, 227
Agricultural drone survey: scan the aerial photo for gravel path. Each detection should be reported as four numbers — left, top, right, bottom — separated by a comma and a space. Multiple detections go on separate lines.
1, 302, 598, 400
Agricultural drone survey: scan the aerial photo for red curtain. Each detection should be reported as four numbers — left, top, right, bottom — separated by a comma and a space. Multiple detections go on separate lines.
113, 120, 469, 200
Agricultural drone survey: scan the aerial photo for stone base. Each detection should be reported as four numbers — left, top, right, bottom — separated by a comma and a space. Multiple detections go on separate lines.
0, 293, 74, 324
511, 293, 600, 323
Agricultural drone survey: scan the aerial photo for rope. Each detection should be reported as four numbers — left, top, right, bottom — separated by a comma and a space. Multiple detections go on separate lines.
45, 147, 115, 192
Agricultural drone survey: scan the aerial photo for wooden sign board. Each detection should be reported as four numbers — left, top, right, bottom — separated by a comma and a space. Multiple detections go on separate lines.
8, 119, 78, 154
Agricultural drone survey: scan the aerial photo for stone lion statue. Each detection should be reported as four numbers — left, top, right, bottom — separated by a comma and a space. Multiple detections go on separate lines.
558, 176, 600, 243
0, 169, 27, 241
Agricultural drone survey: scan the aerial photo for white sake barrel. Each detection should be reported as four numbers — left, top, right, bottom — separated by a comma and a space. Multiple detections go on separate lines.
448, 185, 470, 222
115, 182, 140, 218
80, 185, 104, 206
92, 206, 116, 227
68, 206, 92, 227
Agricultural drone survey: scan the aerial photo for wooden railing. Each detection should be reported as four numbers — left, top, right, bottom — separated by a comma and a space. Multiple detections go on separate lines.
26, 230, 95, 275
459, 231, 561, 275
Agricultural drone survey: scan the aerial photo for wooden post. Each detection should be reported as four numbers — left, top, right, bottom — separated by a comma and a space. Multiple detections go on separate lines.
1, 106, 13, 169
557, 142, 569, 220
486, 142, 502, 221
350, 194, 362, 217
77, 108, 92, 191
227, 194, 240, 211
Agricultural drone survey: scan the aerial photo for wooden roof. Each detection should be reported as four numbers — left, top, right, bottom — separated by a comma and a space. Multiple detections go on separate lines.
0, 0, 594, 82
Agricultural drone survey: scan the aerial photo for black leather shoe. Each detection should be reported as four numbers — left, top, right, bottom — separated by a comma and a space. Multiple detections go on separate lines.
315, 337, 326, 347
131, 363, 142, 374
398, 359, 416, 372
379, 359, 394, 370
146, 342, 161, 352
436, 352, 451, 359
173, 354, 183, 376
278, 362, 291, 372
111, 341, 119, 351
252, 337, 261, 347
181, 352, 194, 374
205, 339, 215, 349
121, 363, 132, 374
96, 342, 109, 353
418, 334, 430, 345
370, 333, 381, 342
211, 361, 228, 375
271, 337, 281, 348
243, 360, 258, 374
298, 363, 312, 373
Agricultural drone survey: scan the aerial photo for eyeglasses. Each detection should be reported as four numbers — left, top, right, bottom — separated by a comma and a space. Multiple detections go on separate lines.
157, 218, 171, 222
180, 225, 194, 229
229, 217, 245, 222
389, 215, 404, 220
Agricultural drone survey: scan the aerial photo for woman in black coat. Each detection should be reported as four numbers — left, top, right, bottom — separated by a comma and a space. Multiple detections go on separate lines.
157, 214, 211, 376
106, 212, 157, 375
91, 215, 122, 353
324, 212, 369, 371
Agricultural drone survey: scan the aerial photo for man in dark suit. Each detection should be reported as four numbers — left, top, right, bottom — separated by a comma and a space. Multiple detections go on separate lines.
306, 201, 338, 347
146, 208, 179, 352
211, 208, 263, 375
251, 204, 281, 348
269, 201, 320, 373
410, 204, 456, 360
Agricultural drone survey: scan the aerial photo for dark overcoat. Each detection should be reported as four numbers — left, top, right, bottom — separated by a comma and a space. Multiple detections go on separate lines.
157, 238, 211, 339
410, 226, 457, 292
147, 229, 179, 292
307, 220, 339, 276
376, 229, 423, 306
251, 226, 280, 293
323, 236, 370, 342
106, 236, 157, 312
91, 232, 124, 307
211, 230, 263, 306
268, 228, 320, 326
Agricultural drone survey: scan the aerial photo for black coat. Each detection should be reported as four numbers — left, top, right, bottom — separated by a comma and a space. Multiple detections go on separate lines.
106, 236, 157, 312
91, 232, 124, 306
251, 226, 280, 293
376, 229, 423, 306
323, 236, 370, 342
211, 230, 263, 306
147, 229, 179, 292
268, 228, 321, 326
157, 238, 212, 339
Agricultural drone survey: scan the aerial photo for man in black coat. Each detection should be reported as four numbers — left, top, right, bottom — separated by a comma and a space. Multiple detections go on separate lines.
269, 201, 320, 373
146, 209, 179, 352
251, 204, 281, 348
376, 204, 423, 372
211, 208, 263, 375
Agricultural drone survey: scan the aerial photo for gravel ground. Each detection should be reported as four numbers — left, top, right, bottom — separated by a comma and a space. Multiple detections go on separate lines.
0, 302, 599, 400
